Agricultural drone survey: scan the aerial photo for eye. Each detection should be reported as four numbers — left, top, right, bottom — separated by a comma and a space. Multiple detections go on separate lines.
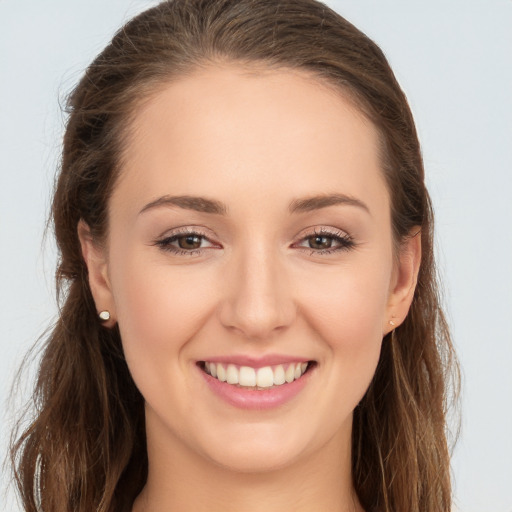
154, 227, 354, 257
154, 229, 219, 255
175, 234, 204, 250
295, 228, 355, 255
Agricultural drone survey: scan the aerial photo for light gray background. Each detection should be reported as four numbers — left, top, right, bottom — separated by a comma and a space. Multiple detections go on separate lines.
1, 1, 511, 511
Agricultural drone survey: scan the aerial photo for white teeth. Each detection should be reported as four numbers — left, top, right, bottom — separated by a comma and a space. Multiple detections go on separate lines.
217, 364, 227, 382
273, 365, 286, 385
204, 361, 310, 388
226, 364, 239, 384
256, 366, 274, 388
285, 364, 295, 383
239, 366, 256, 386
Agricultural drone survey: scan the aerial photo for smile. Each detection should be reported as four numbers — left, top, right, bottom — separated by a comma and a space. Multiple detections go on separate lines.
201, 361, 310, 389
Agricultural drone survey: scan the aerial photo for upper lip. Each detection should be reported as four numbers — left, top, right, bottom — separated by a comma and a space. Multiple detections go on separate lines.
199, 354, 313, 368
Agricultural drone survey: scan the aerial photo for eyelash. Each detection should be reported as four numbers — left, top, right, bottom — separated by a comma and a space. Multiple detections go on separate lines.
154, 227, 355, 257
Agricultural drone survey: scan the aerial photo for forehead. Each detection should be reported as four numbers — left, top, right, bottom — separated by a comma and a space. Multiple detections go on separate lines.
113, 64, 388, 219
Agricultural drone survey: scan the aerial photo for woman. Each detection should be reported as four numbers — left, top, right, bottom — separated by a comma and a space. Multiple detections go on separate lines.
10, 0, 459, 511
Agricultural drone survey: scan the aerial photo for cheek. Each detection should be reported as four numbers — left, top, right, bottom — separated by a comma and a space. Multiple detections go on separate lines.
295, 257, 391, 397
108, 252, 216, 385
298, 259, 391, 342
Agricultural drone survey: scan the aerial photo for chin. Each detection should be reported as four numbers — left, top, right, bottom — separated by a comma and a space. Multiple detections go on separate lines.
193, 422, 321, 474
207, 444, 303, 474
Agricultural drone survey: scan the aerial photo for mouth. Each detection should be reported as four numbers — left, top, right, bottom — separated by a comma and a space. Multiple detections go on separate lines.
197, 360, 317, 390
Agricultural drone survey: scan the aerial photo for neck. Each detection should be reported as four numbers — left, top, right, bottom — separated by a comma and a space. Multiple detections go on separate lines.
133, 412, 363, 512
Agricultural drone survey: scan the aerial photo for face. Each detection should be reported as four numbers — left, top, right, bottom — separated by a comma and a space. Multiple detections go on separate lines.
82, 64, 419, 474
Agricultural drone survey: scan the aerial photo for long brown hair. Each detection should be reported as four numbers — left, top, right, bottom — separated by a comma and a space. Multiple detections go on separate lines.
10, 1, 460, 511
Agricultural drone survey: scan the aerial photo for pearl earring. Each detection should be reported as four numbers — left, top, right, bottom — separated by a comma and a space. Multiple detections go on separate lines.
98, 311, 111, 321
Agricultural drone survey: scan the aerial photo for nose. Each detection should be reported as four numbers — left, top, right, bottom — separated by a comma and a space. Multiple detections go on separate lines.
217, 244, 296, 341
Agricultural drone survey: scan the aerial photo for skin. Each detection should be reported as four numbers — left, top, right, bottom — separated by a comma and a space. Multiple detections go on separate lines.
79, 64, 421, 512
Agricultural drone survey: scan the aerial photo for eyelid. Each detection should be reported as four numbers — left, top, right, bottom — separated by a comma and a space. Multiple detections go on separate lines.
293, 226, 350, 243
157, 224, 216, 238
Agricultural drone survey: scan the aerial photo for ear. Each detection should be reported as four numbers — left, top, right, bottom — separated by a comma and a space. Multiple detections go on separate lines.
384, 228, 422, 335
78, 220, 117, 327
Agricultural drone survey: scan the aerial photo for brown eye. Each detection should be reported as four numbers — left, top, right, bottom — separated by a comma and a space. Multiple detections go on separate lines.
295, 228, 355, 255
155, 230, 218, 255
308, 235, 334, 250
178, 235, 203, 250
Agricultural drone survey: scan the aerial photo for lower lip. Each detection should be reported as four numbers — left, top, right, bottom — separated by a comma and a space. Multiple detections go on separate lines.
198, 363, 315, 410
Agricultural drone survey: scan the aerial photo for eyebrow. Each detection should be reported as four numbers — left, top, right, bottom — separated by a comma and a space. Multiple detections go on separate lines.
139, 193, 370, 216
288, 193, 371, 215
139, 195, 228, 215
